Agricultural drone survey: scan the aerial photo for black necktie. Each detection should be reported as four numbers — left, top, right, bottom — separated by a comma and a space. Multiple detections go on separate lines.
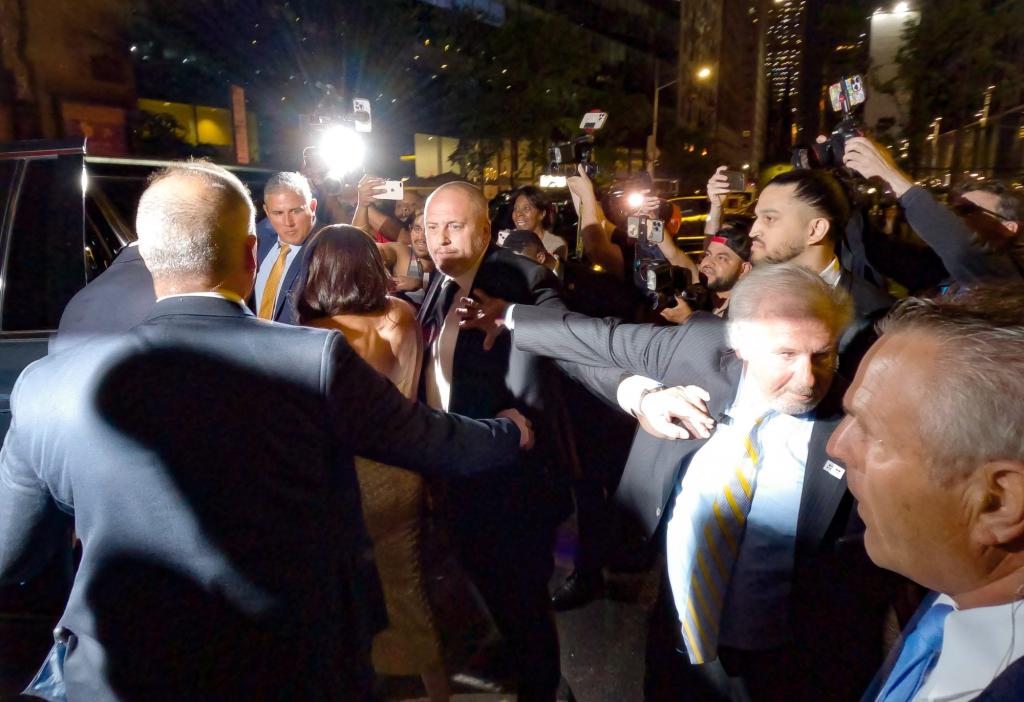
422, 279, 459, 347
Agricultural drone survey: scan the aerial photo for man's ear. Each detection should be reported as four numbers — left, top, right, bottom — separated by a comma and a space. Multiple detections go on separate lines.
739, 261, 753, 277
807, 217, 831, 247
1005, 221, 1019, 235
245, 234, 258, 275
309, 198, 318, 215
971, 460, 1024, 547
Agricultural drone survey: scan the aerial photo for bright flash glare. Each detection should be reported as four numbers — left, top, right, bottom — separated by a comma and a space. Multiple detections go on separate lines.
627, 192, 645, 209
320, 126, 365, 178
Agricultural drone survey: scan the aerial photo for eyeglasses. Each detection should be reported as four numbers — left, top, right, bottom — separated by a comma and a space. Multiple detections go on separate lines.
950, 198, 1013, 223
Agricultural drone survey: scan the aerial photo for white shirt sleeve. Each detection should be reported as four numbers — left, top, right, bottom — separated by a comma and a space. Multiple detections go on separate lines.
505, 303, 517, 330
617, 375, 664, 416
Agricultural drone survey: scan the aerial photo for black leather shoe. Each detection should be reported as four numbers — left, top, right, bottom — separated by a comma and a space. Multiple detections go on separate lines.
551, 570, 604, 611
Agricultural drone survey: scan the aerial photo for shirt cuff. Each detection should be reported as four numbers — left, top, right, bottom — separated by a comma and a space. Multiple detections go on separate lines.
505, 303, 517, 330
617, 375, 664, 416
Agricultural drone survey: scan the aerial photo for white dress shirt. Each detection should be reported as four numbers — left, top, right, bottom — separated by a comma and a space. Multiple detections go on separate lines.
912, 594, 1024, 701
424, 255, 485, 412
665, 373, 811, 650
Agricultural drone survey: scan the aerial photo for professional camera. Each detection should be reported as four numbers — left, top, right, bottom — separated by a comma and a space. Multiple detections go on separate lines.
548, 134, 597, 179
794, 75, 866, 170
638, 261, 710, 313
547, 110, 607, 179
302, 84, 373, 196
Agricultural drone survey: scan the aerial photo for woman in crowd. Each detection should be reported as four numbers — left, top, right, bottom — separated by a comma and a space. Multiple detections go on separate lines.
510, 185, 570, 260
294, 225, 449, 702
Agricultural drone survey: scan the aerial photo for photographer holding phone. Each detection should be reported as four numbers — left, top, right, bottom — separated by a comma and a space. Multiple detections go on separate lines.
353, 174, 414, 245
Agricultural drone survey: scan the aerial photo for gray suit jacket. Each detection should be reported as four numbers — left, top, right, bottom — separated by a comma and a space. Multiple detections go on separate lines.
0, 295, 521, 701
511, 305, 892, 699
50, 245, 155, 354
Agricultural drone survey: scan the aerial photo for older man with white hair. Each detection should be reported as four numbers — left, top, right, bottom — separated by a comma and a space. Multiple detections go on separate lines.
461, 263, 894, 700
0, 161, 532, 701
829, 288, 1024, 702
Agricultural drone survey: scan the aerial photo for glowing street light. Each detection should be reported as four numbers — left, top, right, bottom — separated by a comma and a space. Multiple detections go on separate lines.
696, 66, 713, 80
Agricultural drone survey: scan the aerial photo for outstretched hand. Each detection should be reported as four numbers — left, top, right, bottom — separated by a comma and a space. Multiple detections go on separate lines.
498, 408, 534, 450
637, 385, 715, 440
456, 288, 510, 351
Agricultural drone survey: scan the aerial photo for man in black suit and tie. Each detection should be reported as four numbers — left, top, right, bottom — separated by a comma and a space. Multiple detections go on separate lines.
464, 263, 891, 700
255, 171, 320, 324
0, 162, 535, 701
418, 181, 571, 701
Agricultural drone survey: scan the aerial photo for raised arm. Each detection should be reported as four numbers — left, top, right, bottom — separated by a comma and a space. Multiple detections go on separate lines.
509, 304, 699, 383
567, 165, 624, 280
843, 136, 1021, 284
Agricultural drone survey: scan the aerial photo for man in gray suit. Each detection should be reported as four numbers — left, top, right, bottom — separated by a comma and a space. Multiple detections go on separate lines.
463, 265, 892, 700
0, 161, 533, 701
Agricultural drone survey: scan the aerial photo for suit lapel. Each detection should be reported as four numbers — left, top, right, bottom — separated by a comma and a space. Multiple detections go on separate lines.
795, 385, 848, 554
273, 255, 304, 321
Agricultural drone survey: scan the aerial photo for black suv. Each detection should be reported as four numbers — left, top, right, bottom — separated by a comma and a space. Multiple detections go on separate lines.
0, 139, 273, 440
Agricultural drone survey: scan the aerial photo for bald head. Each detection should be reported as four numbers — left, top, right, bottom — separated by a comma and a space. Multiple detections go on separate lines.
423, 181, 491, 277
136, 162, 256, 293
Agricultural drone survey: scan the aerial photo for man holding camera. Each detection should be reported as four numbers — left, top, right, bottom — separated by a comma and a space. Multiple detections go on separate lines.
841, 136, 1023, 286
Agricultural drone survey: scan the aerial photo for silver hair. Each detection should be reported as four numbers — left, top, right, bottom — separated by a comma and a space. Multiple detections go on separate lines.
881, 287, 1024, 479
136, 160, 254, 280
726, 262, 854, 354
264, 171, 313, 204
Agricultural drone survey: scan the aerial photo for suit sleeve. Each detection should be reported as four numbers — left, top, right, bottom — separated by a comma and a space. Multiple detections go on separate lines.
0, 371, 72, 585
323, 333, 521, 476
511, 304, 699, 385
900, 185, 1023, 284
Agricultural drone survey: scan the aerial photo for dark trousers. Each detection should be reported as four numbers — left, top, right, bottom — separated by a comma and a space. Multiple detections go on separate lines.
644, 568, 814, 702
448, 472, 561, 702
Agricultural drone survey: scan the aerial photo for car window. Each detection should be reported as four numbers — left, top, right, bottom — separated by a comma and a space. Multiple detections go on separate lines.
1, 155, 86, 332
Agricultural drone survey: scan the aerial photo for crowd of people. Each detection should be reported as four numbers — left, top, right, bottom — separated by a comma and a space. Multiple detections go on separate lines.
1, 131, 1024, 702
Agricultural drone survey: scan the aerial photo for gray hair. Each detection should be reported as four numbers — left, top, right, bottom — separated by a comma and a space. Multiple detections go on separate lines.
726, 262, 854, 354
264, 171, 313, 203
136, 161, 254, 280
881, 286, 1024, 479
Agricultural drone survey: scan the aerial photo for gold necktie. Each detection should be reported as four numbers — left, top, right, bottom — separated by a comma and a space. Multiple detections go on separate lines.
678, 414, 768, 664
258, 243, 291, 320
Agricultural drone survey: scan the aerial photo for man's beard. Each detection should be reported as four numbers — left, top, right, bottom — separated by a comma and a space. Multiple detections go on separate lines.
769, 381, 828, 415
706, 268, 741, 293
752, 238, 805, 265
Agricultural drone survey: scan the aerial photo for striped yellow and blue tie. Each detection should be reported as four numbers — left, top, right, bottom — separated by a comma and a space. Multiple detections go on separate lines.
677, 414, 768, 665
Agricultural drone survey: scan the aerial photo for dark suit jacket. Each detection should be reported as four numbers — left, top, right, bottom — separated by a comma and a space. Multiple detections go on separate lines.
0, 295, 522, 701
418, 247, 573, 542
837, 267, 894, 377
511, 305, 892, 699
256, 218, 304, 324
50, 245, 155, 354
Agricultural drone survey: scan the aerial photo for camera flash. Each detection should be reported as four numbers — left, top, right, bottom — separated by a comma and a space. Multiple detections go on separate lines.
627, 192, 645, 209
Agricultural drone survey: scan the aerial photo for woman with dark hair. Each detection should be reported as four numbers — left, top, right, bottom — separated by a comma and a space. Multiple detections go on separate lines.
511, 185, 569, 260
295, 224, 450, 702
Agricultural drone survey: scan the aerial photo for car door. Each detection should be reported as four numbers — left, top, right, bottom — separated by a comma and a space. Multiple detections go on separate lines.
0, 141, 88, 439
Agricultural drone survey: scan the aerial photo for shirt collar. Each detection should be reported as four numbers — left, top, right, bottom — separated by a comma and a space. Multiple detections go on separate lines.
819, 257, 842, 287
155, 290, 248, 307
920, 593, 1024, 699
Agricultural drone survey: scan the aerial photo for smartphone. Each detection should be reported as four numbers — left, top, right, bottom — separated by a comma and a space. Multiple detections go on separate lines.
722, 170, 745, 192
376, 180, 404, 200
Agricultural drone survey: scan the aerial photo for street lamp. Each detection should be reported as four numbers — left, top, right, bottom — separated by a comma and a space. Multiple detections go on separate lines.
696, 66, 713, 80
648, 77, 678, 178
